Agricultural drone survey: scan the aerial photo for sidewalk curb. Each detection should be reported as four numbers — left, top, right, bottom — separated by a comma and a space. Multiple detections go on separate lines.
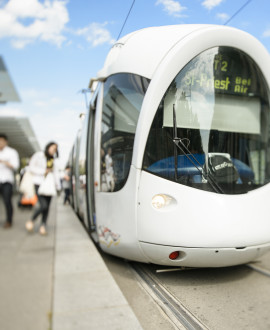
52, 198, 142, 330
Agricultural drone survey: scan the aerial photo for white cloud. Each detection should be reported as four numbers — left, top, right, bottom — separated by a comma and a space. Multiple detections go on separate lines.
0, 0, 69, 48
202, 0, 224, 10
216, 12, 229, 22
10, 39, 33, 49
76, 22, 115, 47
156, 0, 187, 17
263, 29, 270, 38
20, 87, 50, 100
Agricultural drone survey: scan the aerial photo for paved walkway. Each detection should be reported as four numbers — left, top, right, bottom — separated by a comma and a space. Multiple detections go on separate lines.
0, 195, 142, 330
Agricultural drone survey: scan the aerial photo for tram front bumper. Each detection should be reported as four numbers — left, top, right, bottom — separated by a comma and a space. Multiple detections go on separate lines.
139, 241, 270, 267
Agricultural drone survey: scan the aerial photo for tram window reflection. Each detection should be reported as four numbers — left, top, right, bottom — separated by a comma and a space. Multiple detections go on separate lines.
143, 46, 270, 194
100, 73, 150, 192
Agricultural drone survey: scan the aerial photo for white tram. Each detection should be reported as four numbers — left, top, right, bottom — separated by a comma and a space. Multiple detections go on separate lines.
71, 25, 270, 267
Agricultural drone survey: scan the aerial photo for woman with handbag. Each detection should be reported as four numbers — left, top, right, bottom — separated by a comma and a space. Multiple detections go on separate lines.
25, 142, 61, 235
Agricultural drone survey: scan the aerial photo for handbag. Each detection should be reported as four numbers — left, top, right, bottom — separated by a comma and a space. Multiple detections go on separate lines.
38, 172, 56, 196
19, 171, 35, 198
18, 171, 38, 207
20, 194, 38, 206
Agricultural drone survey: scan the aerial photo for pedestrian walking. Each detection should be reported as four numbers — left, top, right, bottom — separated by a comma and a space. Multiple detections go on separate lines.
25, 142, 61, 235
62, 166, 71, 205
0, 133, 20, 228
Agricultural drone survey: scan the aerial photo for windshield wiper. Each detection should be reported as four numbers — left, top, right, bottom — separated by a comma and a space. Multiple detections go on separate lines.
172, 104, 224, 194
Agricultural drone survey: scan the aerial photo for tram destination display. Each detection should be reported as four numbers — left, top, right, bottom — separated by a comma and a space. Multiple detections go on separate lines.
163, 47, 262, 134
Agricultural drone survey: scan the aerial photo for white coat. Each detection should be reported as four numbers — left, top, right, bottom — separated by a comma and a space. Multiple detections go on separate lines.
29, 151, 61, 190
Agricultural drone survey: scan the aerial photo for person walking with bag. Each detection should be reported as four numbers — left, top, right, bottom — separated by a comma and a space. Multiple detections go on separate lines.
25, 142, 61, 235
0, 134, 19, 228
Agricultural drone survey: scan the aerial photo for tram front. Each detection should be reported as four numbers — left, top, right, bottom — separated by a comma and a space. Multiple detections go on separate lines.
136, 28, 270, 267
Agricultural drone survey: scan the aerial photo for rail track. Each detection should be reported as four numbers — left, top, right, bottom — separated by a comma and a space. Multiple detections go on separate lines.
246, 263, 270, 278
131, 263, 208, 330
99, 244, 270, 330
130, 260, 270, 330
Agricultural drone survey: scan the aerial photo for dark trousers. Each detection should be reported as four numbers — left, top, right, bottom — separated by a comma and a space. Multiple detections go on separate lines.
0, 182, 13, 224
32, 185, 52, 225
63, 188, 70, 204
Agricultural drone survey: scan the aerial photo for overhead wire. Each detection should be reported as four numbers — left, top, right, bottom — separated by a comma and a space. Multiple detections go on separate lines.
224, 0, 252, 25
116, 0, 136, 41
116, 0, 251, 40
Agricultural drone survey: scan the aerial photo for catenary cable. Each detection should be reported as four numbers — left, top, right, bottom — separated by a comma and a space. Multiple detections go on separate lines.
117, 0, 136, 40
224, 0, 252, 25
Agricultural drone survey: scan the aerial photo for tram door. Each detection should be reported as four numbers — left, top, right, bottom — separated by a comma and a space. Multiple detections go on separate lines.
87, 99, 97, 232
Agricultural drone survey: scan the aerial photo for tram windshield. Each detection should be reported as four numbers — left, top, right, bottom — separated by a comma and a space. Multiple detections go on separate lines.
143, 47, 270, 194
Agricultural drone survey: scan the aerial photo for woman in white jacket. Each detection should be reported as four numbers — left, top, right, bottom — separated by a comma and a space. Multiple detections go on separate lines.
25, 142, 61, 235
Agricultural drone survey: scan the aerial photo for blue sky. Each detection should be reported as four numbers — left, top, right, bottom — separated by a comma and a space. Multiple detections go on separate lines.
0, 0, 270, 167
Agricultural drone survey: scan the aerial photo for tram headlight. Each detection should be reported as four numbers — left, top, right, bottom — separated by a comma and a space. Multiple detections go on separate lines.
151, 194, 172, 209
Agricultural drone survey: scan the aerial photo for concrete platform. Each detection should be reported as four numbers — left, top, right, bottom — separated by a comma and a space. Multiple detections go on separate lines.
0, 195, 142, 330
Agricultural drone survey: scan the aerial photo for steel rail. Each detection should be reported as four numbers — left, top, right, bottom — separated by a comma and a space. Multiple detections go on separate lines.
246, 263, 270, 278
131, 263, 208, 330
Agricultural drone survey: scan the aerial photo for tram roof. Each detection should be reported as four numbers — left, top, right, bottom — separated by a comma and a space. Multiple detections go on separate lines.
0, 116, 40, 158
97, 24, 215, 80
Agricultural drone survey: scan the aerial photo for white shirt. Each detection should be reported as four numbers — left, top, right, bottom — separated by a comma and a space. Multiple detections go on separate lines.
29, 151, 61, 190
62, 169, 71, 189
105, 154, 114, 175
0, 146, 20, 184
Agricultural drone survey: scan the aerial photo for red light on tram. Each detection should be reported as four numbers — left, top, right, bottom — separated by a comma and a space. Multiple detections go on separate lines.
169, 251, 179, 260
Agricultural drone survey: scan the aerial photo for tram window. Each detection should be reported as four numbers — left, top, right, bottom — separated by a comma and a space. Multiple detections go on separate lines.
101, 73, 150, 192
143, 47, 270, 194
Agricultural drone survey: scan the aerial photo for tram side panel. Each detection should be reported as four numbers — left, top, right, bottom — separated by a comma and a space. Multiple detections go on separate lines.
91, 78, 148, 262
67, 147, 75, 208
72, 130, 82, 217
76, 111, 90, 227
95, 166, 146, 262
